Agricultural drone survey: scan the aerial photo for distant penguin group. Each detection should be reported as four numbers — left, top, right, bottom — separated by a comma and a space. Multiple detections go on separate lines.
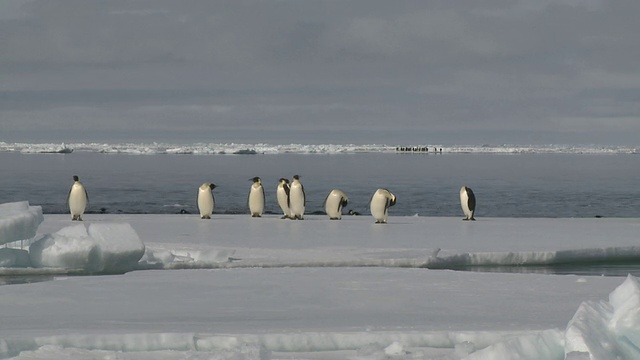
66, 174, 478, 223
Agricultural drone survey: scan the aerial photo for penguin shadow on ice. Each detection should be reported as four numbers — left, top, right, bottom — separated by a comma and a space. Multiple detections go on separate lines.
248, 177, 265, 217
197, 182, 217, 219
460, 185, 476, 221
68, 175, 89, 221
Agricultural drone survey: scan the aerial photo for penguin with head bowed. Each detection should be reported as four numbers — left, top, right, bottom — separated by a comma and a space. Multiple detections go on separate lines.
324, 189, 348, 220
289, 175, 305, 220
369, 188, 396, 224
460, 185, 476, 221
68, 175, 89, 221
248, 177, 265, 217
197, 182, 216, 219
276, 178, 292, 219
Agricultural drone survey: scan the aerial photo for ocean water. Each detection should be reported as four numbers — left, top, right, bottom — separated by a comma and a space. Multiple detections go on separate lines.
1, 150, 639, 218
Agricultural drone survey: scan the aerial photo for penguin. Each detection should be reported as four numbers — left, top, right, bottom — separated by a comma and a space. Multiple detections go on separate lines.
289, 175, 305, 220
369, 188, 396, 224
68, 175, 88, 221
460, 185, 476, 221
348, 209, 361, 216
324, 189, 348, 220
248, 177, 265, 217
197, 182, 216, 219
276, 178, 292, 219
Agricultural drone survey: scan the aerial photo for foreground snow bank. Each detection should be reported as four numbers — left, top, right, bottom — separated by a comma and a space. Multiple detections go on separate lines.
29, 223, 145, 273
0, 201, 43, 245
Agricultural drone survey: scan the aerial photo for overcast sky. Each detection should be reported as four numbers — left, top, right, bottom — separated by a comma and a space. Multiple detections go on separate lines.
1, 0, 639, 145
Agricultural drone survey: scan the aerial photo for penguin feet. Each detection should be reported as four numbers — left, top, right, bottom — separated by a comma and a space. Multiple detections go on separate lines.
201, 215, 211, 219
251, 214, 262, 218
280, 215, 289, 219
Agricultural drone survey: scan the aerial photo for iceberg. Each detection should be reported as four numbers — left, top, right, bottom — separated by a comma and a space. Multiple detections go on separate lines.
0, 201, 43, 246
29, 223, 145, 274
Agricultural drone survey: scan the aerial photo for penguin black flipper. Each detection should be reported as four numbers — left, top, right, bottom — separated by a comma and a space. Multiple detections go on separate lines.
466, 187, 476, 212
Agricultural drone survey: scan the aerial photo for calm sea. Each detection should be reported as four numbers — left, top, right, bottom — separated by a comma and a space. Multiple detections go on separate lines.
1, 152, 639, 218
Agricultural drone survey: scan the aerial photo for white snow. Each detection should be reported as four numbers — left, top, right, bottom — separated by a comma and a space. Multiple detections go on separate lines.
2, 205, 640, 359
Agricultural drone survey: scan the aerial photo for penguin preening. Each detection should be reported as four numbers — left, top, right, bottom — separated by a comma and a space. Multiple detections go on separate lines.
248, 177, 265, 217
289, 175, 305, 220
324, 189, 348, 220
276, 178, 292, 219
68, 175, 88, 221
197, 182, 216, 219
460, 185, 476, 221
369, 188, 396, 224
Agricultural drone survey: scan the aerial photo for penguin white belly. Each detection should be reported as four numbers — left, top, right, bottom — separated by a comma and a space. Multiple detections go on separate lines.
249, 185, 265, 217
289, 184, 305, 219
68, 184, 87, 219
277, 187, 291, 218
198, 187, 214, 219
460, 190, 471, 219
370, 193, 389, 223
325, 189, 347, 220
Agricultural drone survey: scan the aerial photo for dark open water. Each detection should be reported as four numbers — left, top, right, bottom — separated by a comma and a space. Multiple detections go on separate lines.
1, 152, 640, 218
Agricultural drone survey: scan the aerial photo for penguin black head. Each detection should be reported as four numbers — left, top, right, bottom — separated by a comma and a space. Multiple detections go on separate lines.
250, 177, 261, 183
293, 175, 300, 180
389, 196, 397, 207
278, 178, 289, 184
73, 175, 79, 182
209, 183, 217, 190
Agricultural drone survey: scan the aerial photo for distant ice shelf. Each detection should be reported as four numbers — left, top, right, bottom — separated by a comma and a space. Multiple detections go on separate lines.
0, 142, 638, 155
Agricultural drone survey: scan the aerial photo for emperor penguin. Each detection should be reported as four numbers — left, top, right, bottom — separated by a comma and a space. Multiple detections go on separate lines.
68, 175, 88, 221
197, 182, 216, 219
324, 189, 348, 220
460, 185, 476, 221
369, 188, 396, 224
248, 177, 265, 217
276, 178, 292, 219
289, 175, 305, 220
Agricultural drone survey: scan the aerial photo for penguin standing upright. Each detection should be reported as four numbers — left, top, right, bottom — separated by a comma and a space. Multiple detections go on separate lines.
324, 189, 348, 220
68, 175, 88, 221
460, 185, 476, 221
276, 178, 291, 219
289, 175, 305, 220
197, 182, 216, 219
248, 177, 265, 217
369, 188, 396, 224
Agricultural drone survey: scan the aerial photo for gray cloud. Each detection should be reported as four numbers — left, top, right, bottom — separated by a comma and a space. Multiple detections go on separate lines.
1, 0, 639, 144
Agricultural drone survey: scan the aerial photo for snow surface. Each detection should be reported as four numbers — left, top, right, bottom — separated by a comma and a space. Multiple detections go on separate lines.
1, 141, 638, 155
2, 208, 640, 359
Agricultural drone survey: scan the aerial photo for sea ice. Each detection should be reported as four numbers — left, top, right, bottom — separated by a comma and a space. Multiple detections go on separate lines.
0, 201, 43, 245
28, 222, 145, 273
